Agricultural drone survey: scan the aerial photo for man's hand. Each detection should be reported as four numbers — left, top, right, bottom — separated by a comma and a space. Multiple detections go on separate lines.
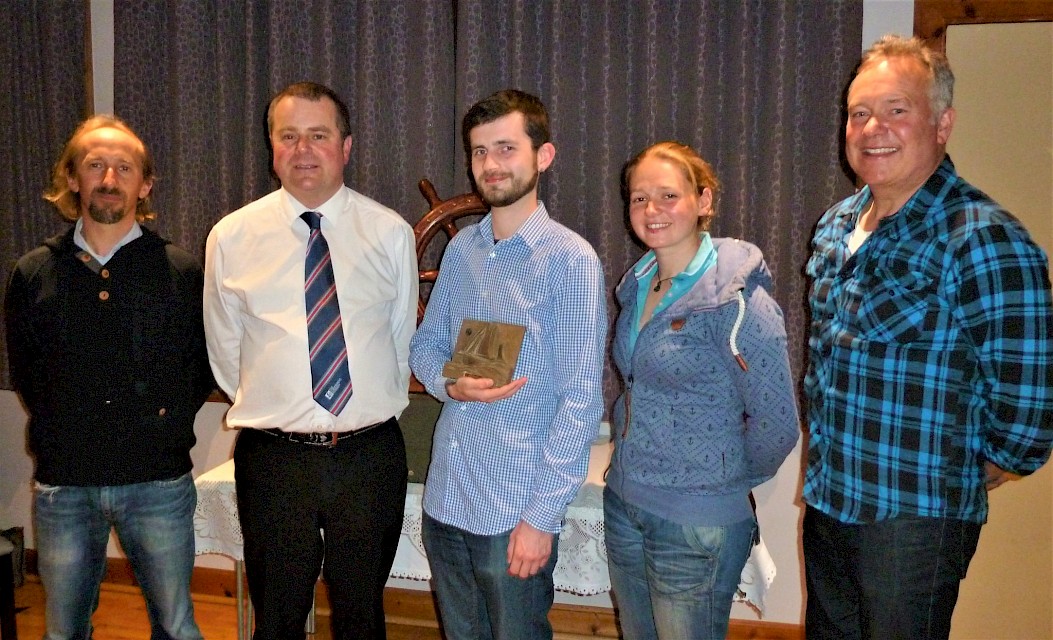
446, 375, 526, 403
985, 461, 1021, 491
506, 520, 553, 579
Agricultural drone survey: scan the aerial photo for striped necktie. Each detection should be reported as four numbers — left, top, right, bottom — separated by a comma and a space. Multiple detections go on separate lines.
302, 211, 352, 415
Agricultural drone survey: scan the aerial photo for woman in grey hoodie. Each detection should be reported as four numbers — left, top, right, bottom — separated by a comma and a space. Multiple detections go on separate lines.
604, 141, 799, 640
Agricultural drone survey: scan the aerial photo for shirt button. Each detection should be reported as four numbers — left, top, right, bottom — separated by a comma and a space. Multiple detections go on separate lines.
99, 291, 110, 301
100, 269, 110, 278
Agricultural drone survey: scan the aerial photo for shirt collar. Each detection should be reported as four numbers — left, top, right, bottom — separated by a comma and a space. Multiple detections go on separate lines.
477, 201, 551, 248
852, 154, 959, 231
631, 232, 716, 282
73, 217, 143, 264
281, 186, 349, 228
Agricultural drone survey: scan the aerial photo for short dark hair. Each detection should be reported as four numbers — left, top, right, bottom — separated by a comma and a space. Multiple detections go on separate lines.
267, 81, 352, 139
461, 89, 549, 157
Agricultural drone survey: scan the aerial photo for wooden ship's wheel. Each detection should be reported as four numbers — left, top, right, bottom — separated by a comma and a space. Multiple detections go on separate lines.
413, 178, 488, 324
409, 178, 488, 392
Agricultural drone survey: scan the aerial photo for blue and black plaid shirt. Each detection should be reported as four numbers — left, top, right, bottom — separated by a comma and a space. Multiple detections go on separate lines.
803, 157, 1053, 524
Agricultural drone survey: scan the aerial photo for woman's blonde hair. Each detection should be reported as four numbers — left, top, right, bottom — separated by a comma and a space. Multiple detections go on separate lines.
623, 141, 721, 232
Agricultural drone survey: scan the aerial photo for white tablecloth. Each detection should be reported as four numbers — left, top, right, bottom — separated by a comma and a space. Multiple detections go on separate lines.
193, 441, 776, 612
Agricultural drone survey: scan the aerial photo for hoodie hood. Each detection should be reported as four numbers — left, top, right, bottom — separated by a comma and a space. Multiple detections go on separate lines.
616, 237, 772, 312
615, 237, 772, 373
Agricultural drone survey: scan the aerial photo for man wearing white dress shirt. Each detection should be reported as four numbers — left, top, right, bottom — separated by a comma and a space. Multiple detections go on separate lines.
203, 81, 418, 639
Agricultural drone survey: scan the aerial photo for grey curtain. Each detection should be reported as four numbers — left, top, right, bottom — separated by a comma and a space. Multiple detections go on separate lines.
112, 0, 457, 258
2, 0, 864, 404
0, 0, 88, 389
452, 1, 862, 401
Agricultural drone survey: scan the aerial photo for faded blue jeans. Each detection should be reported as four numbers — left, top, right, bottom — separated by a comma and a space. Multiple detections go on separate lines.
422, 511, 558, 640
34, 473, 203, 640
604, 486, 755, 640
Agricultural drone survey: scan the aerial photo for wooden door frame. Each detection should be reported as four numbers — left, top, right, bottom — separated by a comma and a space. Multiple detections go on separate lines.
915, 0, 1053, 52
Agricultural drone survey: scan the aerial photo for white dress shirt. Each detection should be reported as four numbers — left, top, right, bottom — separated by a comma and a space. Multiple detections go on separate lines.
204, 186, 418, 432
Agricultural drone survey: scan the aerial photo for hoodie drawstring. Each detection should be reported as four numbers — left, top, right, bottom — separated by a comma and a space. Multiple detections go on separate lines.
729, 290, 749, 371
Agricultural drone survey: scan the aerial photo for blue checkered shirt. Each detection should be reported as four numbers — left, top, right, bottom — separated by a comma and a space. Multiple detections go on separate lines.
410, 203, 607, 535
803, 157, 1053, 524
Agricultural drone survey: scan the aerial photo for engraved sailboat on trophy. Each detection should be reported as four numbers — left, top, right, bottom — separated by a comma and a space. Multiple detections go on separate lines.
442, 319, 526, 387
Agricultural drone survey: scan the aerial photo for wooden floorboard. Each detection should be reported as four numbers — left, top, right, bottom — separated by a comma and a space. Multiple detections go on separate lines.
13, 575, 801, 639
13, 577, 439, 640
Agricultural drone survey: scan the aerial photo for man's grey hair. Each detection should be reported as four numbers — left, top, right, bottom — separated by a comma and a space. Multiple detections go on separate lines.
857, 34, 955, 118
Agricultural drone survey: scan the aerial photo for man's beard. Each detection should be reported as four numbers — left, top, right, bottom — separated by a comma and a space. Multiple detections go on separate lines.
478, 169, 539, 208
86, 189, 130, 225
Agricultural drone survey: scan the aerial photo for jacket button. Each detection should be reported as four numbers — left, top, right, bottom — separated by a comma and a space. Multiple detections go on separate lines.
158, 407, 167, 416
98, 291, 110, 301
100, 269, 110, 278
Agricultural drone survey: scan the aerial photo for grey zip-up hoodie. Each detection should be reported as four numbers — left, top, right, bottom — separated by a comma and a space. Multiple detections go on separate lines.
607, 237, 799, 526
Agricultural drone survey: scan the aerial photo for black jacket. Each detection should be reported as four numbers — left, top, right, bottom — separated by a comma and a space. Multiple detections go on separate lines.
4, 227, 214, 485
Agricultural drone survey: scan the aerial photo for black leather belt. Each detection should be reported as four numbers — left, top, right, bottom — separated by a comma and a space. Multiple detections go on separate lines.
258, 417, 394, 447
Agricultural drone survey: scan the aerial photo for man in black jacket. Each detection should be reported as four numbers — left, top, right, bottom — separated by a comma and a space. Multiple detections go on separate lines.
3, 115, 212, 640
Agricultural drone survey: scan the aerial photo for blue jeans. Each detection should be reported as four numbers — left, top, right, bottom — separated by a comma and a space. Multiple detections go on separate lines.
604, 486, 755, 640
34, 473, 203, 640
803, 506, 981, 640
422, 512, 558, 640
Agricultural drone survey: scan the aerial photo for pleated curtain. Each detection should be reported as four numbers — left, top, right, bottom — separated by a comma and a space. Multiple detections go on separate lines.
1, 0, 864, 405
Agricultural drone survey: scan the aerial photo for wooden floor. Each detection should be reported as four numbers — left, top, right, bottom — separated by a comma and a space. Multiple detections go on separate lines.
13, 576, 802, 639
13, 578, 441, 640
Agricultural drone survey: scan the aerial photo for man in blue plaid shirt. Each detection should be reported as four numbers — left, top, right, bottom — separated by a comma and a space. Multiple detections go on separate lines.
803, 35, 1053, 640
